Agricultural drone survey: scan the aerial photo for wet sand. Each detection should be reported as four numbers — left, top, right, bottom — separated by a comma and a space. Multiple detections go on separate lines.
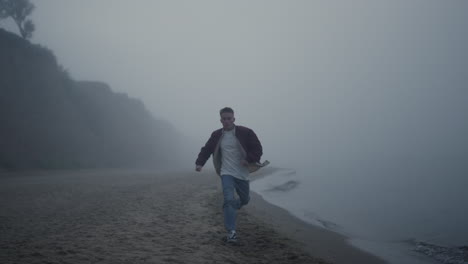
0, 169, 385, 263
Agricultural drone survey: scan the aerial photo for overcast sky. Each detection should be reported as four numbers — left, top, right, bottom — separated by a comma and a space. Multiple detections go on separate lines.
2, 0, 466, 170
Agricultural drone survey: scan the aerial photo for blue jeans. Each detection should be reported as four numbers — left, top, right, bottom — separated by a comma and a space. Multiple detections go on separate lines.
221, 175, 250, 232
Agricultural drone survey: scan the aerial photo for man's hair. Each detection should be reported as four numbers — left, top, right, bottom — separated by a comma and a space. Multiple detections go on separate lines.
219, 107, 234, 116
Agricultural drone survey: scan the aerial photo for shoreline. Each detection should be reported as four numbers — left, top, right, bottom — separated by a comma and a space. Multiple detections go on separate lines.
245, 191, 388, 264
247, 167, 451, 264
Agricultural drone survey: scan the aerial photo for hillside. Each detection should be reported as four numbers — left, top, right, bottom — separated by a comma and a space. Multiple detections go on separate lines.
0, 29, 180, 170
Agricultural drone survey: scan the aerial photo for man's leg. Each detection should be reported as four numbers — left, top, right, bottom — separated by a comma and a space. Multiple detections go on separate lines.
234, 178, 250, 209
221, 175, 239, 232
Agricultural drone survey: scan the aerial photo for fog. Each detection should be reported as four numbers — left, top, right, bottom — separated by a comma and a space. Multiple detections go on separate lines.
3, 1, 467, 260
4, 2, 464, 177
3, 0, 462, 175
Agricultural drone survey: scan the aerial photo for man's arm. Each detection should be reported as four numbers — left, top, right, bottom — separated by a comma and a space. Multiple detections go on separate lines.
245, 129, 263, 163
195, 131, 218, 170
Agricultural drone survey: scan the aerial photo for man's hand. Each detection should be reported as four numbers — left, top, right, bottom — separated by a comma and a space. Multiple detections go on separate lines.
195, 165, 203, 172
241, 160, 249, 167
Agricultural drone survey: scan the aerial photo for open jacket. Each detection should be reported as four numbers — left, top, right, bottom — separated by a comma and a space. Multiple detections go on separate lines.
196, 125, 264, 176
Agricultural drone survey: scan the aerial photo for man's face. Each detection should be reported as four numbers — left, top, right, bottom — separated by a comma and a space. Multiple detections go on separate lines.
220, 112, 235, 130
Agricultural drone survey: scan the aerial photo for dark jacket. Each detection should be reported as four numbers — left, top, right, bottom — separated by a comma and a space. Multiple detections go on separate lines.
196, 125, 263, 175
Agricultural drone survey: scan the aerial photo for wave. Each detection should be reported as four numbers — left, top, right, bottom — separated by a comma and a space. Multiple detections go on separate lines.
251, 167, 343, 231
265, 180, 299, 192
404, 239, 468, 264
252, 167, 299, 193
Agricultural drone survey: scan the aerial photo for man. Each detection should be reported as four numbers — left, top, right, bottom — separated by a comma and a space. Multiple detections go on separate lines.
195, 107, 266, 243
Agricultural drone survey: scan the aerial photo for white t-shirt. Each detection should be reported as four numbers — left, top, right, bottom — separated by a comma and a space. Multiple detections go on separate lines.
220, 129, 249, 180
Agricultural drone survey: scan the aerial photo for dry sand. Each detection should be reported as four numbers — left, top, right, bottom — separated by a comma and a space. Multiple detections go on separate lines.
0, 169, 386, 264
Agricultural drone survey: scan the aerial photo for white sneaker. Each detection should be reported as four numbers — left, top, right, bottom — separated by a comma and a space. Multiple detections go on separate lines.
226, 230, 238, 243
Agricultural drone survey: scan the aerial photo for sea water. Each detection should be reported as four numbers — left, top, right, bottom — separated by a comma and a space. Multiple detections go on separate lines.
250, 165, 468, 264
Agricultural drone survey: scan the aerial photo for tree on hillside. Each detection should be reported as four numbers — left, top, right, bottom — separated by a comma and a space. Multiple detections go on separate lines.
0, 0, 7, 19
0, 0, 35, 39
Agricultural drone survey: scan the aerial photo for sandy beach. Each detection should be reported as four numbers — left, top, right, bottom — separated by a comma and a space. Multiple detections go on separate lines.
0, 169, 386, 264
